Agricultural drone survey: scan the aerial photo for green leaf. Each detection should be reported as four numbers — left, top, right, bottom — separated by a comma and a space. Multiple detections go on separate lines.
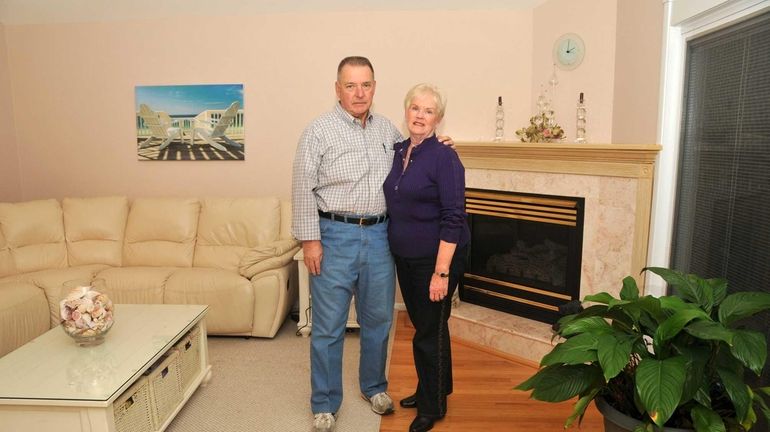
731, 329, 767, 376
540, 333, 598, 366
718, 292, 770, 326
754, 391, 770, 424
597, 333, 634, 381
709, 277, 728, 306
684, 320, 734, 344
743, 402, 758, 431
659, 295, 700, 312
654, 309, 708, 344
691, 404, 726, 432
637, 295, 666, 330
558, 316, 612, 337
620, 276, 640, 300
693, 383, 712, 407
635, 356, 687, 427
694, 276, 716, 314
717, 367, 752, 423
644, 267, 700, 302
584, 292, 615, 304
518, 364, 602, 402
677, 345, 710, 403
564, 389, 598, 427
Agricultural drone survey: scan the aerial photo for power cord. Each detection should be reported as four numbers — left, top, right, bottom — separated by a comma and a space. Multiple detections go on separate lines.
295, 305, 312, 336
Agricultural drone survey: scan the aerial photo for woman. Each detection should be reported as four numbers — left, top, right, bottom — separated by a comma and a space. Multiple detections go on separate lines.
383, 83, 470, 432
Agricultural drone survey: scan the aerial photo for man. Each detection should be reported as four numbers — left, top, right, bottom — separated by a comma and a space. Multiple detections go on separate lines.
292, 56, 402, 432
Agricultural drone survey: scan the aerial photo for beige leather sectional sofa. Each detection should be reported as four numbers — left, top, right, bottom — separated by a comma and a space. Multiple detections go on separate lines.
0, 196, 300, 357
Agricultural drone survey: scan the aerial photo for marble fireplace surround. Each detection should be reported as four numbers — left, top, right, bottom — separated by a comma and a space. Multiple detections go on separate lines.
448, 142, 661, 363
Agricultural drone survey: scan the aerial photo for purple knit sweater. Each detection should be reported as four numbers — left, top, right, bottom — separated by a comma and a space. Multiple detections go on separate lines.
383, 135, 470, 258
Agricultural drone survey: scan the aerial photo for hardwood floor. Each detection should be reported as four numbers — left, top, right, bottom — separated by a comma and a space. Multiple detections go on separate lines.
380, 311, 604, 431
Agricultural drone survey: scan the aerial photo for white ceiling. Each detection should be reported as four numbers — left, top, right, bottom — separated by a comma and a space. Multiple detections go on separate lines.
0, 0, 548, 25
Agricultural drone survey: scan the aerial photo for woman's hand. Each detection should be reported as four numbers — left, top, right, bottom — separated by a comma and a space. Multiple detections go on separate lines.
429, 274, 449, 302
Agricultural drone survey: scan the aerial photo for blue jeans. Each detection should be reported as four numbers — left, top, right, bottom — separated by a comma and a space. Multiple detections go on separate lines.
310, 217, 395, 414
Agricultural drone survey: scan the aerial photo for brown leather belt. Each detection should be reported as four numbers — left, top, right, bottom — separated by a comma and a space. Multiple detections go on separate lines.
318, 210, 388, 226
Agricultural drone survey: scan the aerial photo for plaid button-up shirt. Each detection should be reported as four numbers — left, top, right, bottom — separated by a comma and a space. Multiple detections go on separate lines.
291, 103, 403, 241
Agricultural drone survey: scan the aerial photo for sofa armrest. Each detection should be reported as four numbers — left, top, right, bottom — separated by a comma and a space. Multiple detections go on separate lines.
238, 238, 300, 279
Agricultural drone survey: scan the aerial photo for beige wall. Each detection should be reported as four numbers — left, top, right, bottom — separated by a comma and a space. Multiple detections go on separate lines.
611, 0, 663, 144
0, 23, 21, 202
532, 0, 618, 144
1, 2, 663, 202
530, 0, 663, 145
3, 11, 533, 201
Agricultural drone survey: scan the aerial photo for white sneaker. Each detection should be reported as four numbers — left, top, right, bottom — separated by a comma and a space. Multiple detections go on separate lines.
313, 412, 336, 432
363, 392, 394, 415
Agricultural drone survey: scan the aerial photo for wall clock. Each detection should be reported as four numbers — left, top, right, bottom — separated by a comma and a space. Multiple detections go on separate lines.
553, 33, 585, 71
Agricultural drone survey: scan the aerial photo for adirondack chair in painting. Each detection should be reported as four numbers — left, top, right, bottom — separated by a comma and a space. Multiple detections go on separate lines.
137, 104, 183, 150
190, 101, 242, 151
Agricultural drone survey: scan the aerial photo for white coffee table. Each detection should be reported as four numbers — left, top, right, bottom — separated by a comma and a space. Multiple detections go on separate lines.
0, 304, 211, 432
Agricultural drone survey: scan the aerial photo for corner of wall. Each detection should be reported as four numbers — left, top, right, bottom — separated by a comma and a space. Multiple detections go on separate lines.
610, 0, 664, 144
0, 22, 22, 202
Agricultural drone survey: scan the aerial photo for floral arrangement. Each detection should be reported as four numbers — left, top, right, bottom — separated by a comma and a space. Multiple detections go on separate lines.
60, 284, 114, 339
515, 111, 564, 143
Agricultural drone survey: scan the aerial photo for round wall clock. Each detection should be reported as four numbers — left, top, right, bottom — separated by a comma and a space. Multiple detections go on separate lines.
553, 33, 585, 70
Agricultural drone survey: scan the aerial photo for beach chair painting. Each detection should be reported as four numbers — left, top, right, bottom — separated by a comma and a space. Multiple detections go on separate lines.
190, 101, 243, 151
137, 104, 183, 150
135, 84, 244, 161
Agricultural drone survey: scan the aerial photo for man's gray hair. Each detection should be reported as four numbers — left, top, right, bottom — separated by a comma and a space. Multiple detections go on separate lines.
337, 56, 375, 80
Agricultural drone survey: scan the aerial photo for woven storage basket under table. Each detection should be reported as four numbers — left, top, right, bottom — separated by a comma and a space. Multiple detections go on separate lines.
114, 376, 154, 432
174, 325, 201, 392
147, 350, 183, 429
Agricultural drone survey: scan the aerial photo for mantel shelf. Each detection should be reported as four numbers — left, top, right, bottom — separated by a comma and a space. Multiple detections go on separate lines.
455, 142, 662, 179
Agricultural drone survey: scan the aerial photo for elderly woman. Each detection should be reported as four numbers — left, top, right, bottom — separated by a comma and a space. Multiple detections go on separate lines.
383, 83, 470, 432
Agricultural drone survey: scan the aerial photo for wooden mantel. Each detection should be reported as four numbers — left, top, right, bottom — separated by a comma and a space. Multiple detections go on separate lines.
456, 141, 662, 291
455, 142, 661, 179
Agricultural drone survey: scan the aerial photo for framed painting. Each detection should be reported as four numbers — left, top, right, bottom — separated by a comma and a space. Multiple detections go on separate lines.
135, 84, 244, 161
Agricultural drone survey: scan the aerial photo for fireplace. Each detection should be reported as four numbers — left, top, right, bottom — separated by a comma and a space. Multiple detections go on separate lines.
461, 188, 585, 324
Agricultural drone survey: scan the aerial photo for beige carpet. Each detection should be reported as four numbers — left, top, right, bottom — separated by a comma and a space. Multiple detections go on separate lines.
166, 317, 389, 432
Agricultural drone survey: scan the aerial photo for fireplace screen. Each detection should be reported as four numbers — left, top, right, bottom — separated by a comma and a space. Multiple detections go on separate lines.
461, 189, 584, 324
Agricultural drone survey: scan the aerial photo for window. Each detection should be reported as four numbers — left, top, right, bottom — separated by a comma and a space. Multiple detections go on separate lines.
672, 10, 770, 387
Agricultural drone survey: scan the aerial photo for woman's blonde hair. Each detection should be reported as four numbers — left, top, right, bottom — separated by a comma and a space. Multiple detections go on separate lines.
403, 83, 446, 121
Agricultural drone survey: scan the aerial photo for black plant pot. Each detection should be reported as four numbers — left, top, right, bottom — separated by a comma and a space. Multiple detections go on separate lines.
595, 397, 693, 432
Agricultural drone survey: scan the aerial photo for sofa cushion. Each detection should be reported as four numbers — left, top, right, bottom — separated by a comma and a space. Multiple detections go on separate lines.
164, 268, 254, 334
0, 282, 50, 357
0, 199, 67, 274
123, 198, 200, 267
0, 228, 14, 278
63, 196, 129, 267
94, 267, 175, 305
239, 239, 299, 278
193, 197, 281, 271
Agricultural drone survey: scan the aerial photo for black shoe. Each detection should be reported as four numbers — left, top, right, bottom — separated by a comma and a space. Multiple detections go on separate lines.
400, 393, 417, 408
409, 415, 435, 432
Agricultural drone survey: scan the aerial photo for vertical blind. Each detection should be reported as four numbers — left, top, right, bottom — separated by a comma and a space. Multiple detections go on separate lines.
672, 10, 770, 389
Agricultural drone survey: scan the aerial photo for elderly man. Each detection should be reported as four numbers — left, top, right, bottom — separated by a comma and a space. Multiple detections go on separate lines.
292, 56, 401, 432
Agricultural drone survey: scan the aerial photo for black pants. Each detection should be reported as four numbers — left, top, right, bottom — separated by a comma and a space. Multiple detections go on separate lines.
394, 247, 466, 418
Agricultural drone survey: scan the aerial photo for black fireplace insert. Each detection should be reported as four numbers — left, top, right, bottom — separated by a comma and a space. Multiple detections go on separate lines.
461, 188, 584, 324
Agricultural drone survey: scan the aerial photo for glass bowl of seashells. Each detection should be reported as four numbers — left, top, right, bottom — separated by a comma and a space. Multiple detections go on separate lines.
60, 279, 114, 347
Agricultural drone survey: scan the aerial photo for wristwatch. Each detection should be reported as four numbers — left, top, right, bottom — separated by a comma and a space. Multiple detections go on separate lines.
433, 272, 449, 278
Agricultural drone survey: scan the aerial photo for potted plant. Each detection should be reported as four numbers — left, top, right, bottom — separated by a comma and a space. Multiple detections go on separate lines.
516, 267, 770, 431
